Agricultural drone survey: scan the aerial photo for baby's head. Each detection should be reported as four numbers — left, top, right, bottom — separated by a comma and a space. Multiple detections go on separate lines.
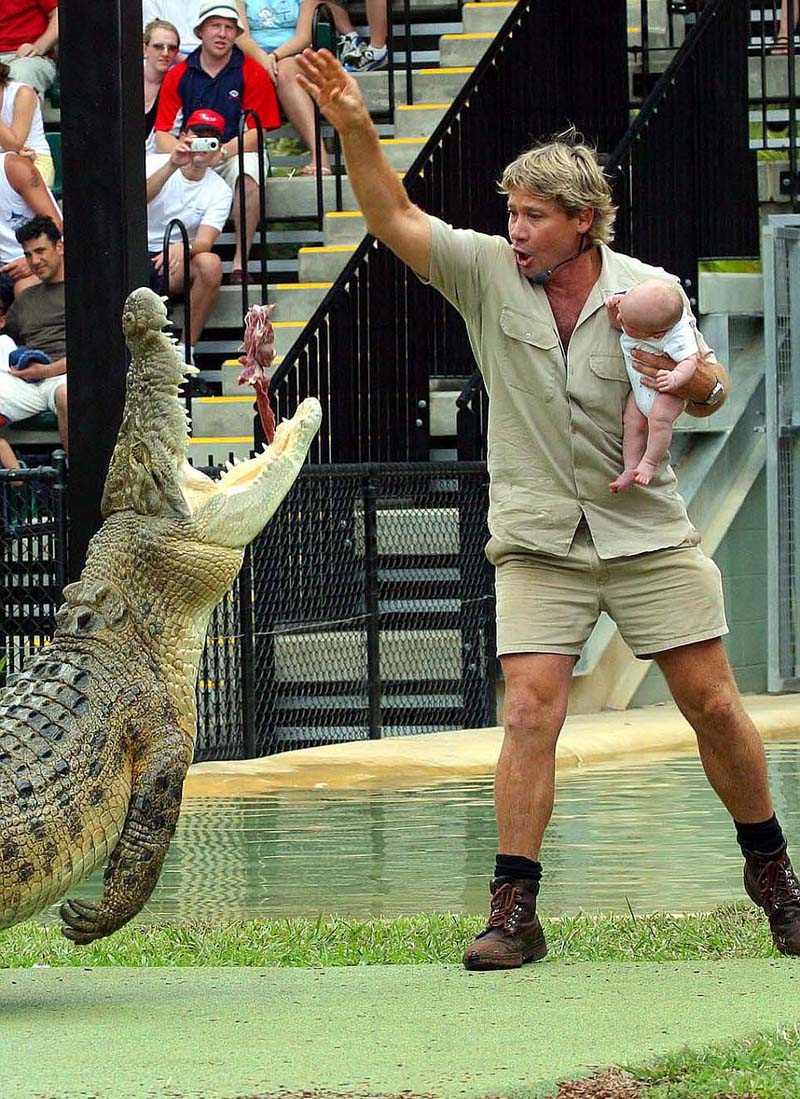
618, 279, 682, 340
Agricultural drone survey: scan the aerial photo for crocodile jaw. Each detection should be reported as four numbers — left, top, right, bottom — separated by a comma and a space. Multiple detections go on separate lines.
180, 396, 323, 548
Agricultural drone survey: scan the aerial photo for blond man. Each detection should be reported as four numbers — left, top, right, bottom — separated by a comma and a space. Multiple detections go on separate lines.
296, 49, 800, 967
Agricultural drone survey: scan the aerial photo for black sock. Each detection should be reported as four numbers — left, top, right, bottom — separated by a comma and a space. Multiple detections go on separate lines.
495, 853, 542, 887
735, 814, 787, 859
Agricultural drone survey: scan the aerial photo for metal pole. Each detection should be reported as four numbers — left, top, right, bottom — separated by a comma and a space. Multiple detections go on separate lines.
162, 217, 192, 366
238, 544, 257, 758
363, 475, 381, 738
51, 449, 68, 597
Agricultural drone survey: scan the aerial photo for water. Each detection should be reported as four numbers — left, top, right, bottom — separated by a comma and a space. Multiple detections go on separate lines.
50, 740, 800, 925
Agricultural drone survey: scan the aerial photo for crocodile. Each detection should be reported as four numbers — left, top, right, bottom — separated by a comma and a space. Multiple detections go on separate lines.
0, 287, 321, 942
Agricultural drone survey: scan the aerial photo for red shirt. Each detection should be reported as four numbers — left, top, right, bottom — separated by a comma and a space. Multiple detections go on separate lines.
0, 0, 58, 53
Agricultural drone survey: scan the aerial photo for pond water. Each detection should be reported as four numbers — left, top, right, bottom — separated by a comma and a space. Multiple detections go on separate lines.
48, 740, 800, 925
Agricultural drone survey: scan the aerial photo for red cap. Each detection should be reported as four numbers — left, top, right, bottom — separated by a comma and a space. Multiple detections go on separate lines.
184, 109, 226, 135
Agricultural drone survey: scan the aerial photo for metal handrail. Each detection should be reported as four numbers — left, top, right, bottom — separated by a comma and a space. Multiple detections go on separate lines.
236, 107, 268, 317
162, 216, 192, 367
310, 4, 343, 227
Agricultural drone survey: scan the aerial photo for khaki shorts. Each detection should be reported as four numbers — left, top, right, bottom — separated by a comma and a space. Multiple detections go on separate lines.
488, 522, 727, 659
216, 148, 271, 190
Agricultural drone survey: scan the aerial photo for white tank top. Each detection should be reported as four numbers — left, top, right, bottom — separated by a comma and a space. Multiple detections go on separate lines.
0, 152, 58, 263
1, 81, 49, 157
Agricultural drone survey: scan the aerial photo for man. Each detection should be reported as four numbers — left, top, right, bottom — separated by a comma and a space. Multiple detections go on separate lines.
0, 0, 58, 96
296, 49, 800, 965
147, 108, 232, 354
0, 152, 62, 297
154, 0, 280, 284
0, 214, 66, 448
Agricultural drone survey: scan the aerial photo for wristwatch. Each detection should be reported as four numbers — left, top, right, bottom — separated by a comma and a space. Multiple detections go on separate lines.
220, 147, 229, 163
694, 379, 725, 407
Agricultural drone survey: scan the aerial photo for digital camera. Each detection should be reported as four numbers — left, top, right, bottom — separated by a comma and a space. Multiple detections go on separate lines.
192, 137, 220, 152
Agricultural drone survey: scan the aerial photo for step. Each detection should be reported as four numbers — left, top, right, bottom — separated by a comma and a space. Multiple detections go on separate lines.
298, 244, 357, 282
394, 102, 449, 139
187, 435, 255, 466
429, 387, 459, 438
439, 32, 495, 67
259, 175, 357, 219
172, 283, 332, 330
356, 66, 474, 112
324, 210, 367, 245
697, 272, 763, 316
748, 55, 800, 98
379, 136, 427, 171
191, 395, 257, 438
462, 1, 514, 33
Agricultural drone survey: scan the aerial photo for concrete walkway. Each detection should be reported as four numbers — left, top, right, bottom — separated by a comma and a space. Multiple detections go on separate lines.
4, 959, 800, 1098
185, 694, 800, 796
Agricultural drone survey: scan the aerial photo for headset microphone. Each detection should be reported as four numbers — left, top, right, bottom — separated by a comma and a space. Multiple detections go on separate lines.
530, 240, 593, 285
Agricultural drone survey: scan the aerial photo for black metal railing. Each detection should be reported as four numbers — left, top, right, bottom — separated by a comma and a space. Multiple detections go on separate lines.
269, 0, 630, 463
236, 107, 269, 314
162, 216, 193, 367
749, 0, 798, 210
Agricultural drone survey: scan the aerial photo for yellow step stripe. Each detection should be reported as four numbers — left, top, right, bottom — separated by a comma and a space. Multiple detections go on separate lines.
223, 356, 285, 366
419, 66, 474, 74
397, 103, 449, 111
189, 436, 253, 444
442, 32, 495, 39
196, 396, 253, 403
326, 210, 363, 218
380, 137, 425, 145
274, 282, 332, 289
299, 245, 357, 254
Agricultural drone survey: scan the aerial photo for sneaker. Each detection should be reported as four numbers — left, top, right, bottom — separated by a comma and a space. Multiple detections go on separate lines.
339, 33, 366, 65
344, 45, 388, 73
462, 878, 547, 971
744, 850, 800, 956
337, 31, 361, 62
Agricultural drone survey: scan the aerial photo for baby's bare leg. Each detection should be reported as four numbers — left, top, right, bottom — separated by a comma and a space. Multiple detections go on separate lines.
610, 392, 647, 493
634, 392, 685, 486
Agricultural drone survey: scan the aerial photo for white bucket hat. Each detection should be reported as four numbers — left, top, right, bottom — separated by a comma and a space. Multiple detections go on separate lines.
194, 1, 245, 36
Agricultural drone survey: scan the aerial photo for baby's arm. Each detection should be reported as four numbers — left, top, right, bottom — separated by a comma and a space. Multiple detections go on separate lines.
655, 353, 697, 393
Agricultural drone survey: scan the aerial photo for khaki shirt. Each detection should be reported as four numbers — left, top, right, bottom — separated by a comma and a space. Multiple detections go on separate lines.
427, 216, 717, 559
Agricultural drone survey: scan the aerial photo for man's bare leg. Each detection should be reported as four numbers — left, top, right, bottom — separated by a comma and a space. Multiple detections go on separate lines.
495, 652, 576, 857
610, 392, 647, 493
655, 638, 773, 820
231, 175, 261, 276
55, 383, 68, 455
188, 253, 223, 347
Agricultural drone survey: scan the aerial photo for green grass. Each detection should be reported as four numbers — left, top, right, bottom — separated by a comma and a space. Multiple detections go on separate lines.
0, 904, 778, 969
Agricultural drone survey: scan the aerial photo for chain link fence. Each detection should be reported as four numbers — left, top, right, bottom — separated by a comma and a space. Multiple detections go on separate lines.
764, 216, 800, 690
0, 460, 497, 759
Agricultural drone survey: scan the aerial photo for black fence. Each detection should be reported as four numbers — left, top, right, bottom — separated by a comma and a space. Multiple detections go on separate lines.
0, 461, 495, 761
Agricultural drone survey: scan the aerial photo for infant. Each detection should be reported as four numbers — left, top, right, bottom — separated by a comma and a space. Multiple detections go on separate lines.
606, 279, 698, 493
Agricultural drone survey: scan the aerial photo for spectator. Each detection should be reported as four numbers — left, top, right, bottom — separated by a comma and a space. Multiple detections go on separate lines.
142, 1, 205, 61
144, 19, 181, 154
237, 0, 358, 176
155, 1, 281, 284
0, 215, 66, 449
0, 60, 53, 186
0, 0, 58, 97
0, 151, 62, 298
340, 0, 388, 73
147, 109, 232, 355
773, 2, 799, 53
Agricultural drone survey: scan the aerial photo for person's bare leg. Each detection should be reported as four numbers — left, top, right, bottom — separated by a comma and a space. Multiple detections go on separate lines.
610, 391, 647, 493
365, 0, 387, 48
55, 383, 68, 456
188, 253, 223, 347
633, 392, 684, 487
495, 652, 576, 858
655, 638, 773, 821
231, 175, 261, 275
277, 58, 330, 170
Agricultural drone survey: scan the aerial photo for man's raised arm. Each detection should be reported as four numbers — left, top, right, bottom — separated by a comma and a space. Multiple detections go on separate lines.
296, 49, 432, 280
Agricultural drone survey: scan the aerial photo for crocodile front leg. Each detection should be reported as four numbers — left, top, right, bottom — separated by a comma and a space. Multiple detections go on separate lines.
59, 739, 191, 944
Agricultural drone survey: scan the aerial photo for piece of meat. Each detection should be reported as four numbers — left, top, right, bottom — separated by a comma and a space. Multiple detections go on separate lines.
236, 303, 277, 443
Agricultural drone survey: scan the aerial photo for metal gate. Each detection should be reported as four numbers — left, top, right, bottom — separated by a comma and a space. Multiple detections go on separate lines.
765, 216, 800, 691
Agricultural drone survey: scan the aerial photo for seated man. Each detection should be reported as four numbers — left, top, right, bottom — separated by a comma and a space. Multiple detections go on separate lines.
147, 108, 232, 356
0, 151, 62, 298
0, 246, 66, 450
2, 213, 67, 448
0, 0, 59, 96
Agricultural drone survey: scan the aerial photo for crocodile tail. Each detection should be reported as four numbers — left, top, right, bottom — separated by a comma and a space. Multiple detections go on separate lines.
102, 288, 197, 518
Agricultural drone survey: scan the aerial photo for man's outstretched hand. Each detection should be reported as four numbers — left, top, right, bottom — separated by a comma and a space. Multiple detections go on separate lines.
296, 48, 369, 134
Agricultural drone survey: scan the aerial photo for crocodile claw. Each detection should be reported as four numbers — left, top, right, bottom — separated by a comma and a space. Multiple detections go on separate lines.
59, 898, 124, 944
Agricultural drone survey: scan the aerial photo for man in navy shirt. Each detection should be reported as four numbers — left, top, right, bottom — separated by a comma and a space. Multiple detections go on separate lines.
155, 1, 280, 283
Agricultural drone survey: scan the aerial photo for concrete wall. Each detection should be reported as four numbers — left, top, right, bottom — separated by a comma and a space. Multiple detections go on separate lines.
629, 468, 769, 707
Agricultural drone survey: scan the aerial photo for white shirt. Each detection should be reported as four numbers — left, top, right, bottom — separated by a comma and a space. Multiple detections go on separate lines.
0, 332, 15, 372
0, 152, 58, 264
142, 0, 205, 56
0, 82, 49, 157
146, 154, 232, 251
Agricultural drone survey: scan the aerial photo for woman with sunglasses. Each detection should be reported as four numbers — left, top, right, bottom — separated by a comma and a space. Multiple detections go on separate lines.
144, 19, 181, 152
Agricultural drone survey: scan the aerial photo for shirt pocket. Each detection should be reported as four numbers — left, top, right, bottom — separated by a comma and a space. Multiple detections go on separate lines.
585, 353, 631, 436
496, 307, 560, 402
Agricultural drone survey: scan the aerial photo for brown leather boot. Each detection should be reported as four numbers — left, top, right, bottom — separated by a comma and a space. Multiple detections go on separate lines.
743, 850, 800, 956
462, 878, 547, 970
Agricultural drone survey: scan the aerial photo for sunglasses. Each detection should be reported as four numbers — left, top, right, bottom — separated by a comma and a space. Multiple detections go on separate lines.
149, 42, 179, 52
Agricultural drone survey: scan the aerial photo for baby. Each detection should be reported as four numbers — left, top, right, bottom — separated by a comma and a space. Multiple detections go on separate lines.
606, 279, 698, 493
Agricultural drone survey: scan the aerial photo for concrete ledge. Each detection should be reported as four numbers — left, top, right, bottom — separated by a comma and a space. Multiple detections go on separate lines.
184, 692, 800, 796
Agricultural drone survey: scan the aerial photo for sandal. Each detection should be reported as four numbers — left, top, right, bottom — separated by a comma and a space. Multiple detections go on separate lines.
300, 164, 332, 177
